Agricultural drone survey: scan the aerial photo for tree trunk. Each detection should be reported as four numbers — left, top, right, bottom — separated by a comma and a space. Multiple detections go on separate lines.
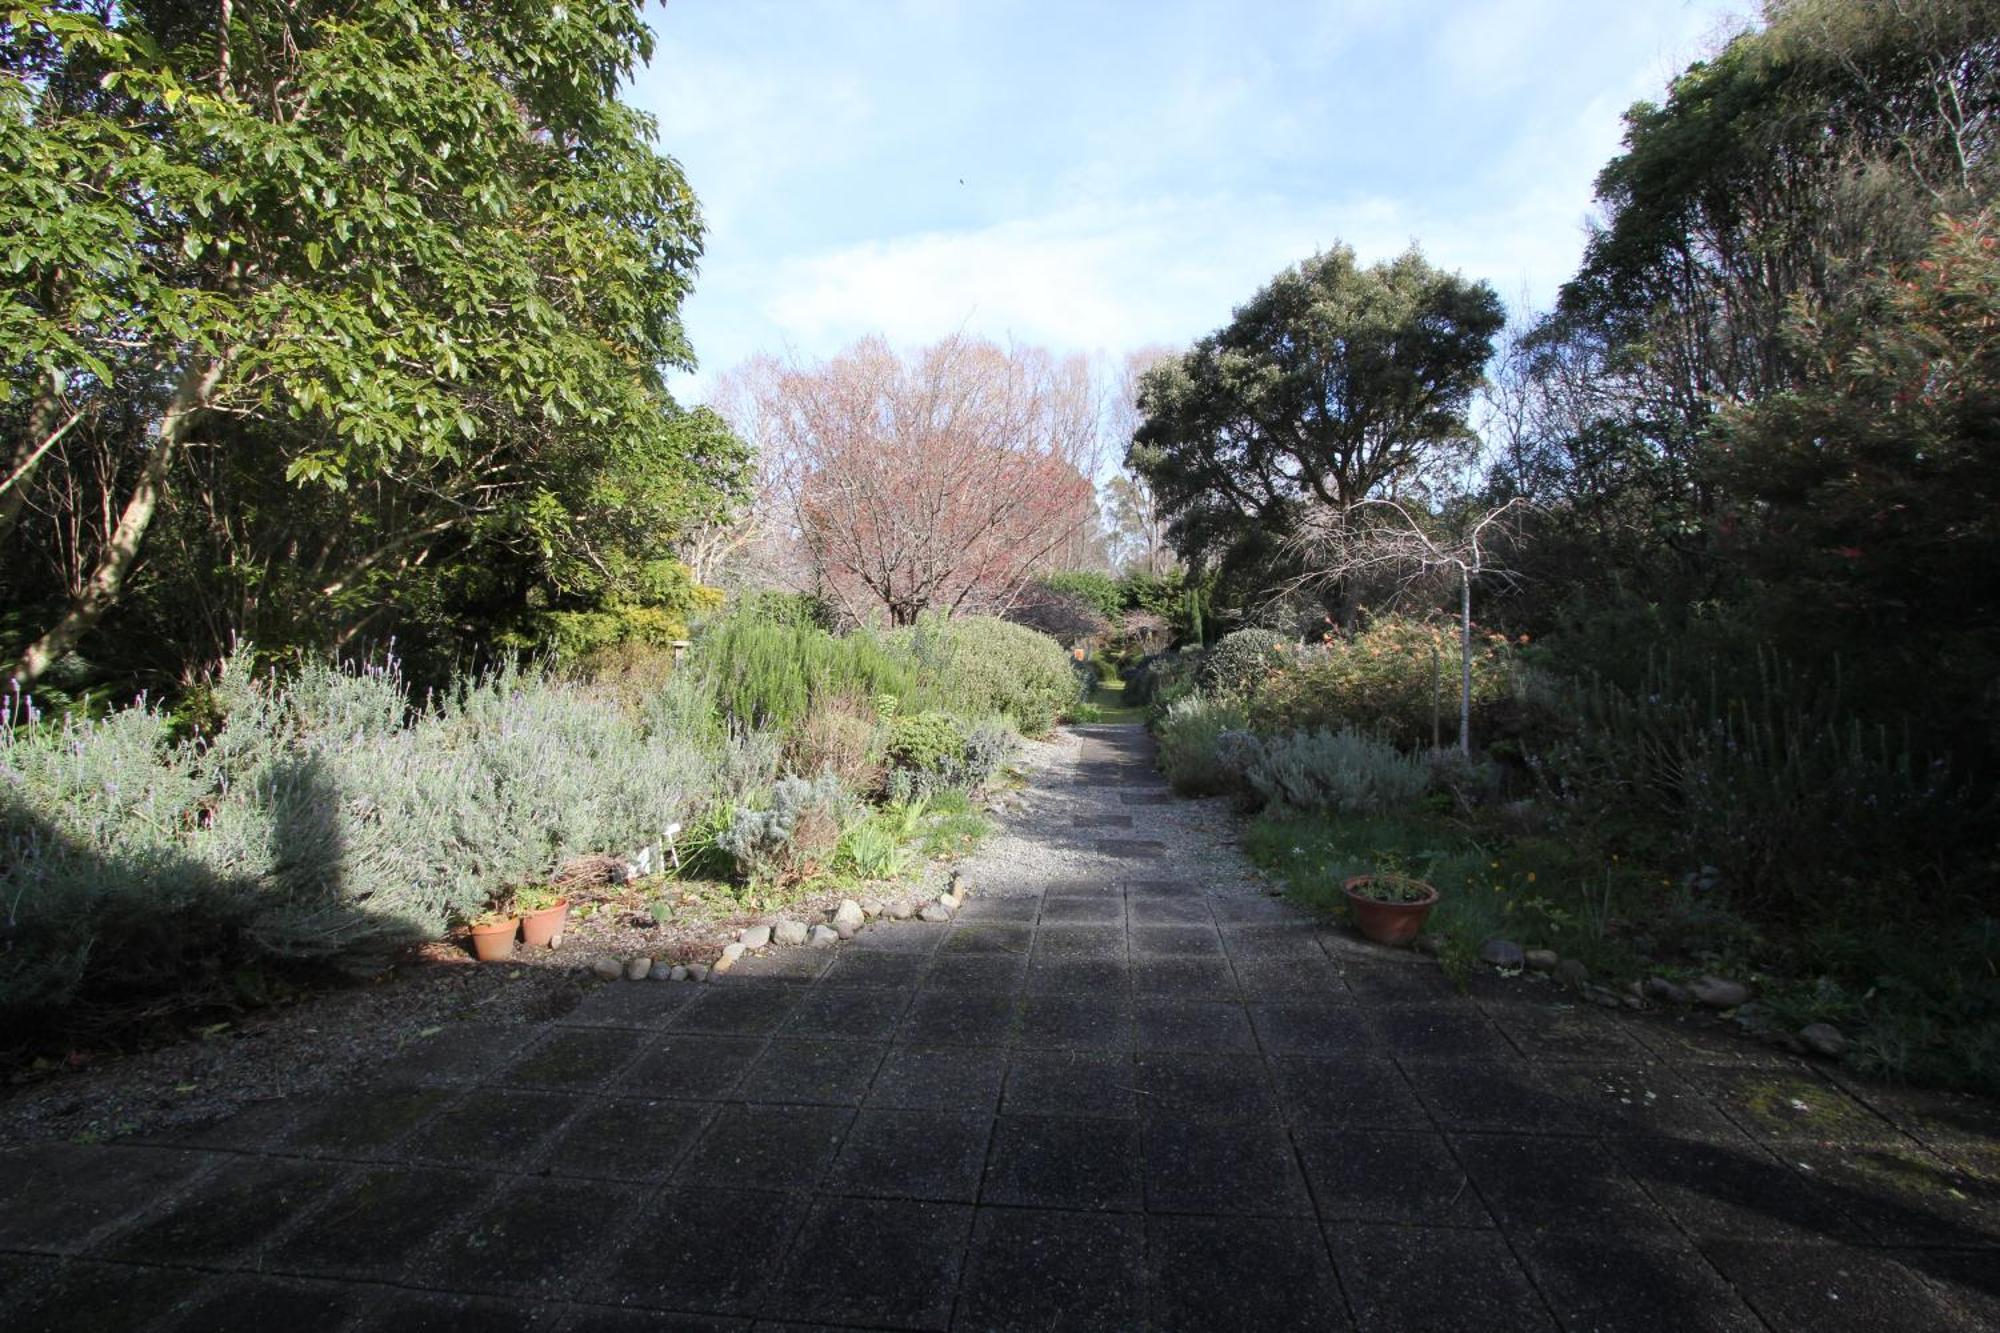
0, 391, 72, 547
1458, 568, 1473, 758
9, 357, 223, 688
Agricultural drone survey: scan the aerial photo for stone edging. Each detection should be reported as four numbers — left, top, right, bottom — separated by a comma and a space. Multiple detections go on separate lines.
584, 868, 976, 986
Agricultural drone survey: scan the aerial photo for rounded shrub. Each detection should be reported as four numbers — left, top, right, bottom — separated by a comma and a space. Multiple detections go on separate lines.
886, 710, 967, 773
1201, 628, 1291, 695
891, 615, 1077, 736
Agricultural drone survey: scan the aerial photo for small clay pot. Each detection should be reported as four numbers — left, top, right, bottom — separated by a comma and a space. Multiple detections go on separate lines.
518, 900, 570, 949
1343, 875, 1439, 947
469, 917, 519, 962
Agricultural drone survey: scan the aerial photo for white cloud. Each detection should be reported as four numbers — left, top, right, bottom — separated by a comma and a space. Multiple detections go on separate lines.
654, 0, 1753, 397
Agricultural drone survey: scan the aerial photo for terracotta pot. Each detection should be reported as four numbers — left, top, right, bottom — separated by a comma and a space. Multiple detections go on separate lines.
468, 917, 519, 962
518, 900, 570, 949
1342, 875, 1439, 947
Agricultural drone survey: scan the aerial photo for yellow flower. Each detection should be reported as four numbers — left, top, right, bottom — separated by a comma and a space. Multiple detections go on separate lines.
1526, 872, 1537, 884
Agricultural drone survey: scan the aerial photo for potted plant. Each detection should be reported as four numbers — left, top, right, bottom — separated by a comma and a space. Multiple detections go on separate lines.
1343, 873, 1439, 947
467, 907, 520, 962
515, 883, 571, 949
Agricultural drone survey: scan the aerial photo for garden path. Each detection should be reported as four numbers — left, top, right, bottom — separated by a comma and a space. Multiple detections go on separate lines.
1, 724, 1997, 1330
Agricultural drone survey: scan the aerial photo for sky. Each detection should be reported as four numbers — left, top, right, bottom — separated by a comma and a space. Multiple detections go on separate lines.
634, 0, 1752, 400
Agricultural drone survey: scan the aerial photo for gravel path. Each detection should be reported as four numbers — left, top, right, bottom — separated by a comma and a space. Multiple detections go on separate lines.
0, 723, 1996, 1331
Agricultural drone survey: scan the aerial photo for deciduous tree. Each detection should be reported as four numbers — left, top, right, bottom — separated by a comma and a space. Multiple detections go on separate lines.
737, 335, 1101, 625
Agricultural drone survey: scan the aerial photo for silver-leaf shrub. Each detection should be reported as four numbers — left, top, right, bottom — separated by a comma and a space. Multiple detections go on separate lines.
1245, 726, 1428, 814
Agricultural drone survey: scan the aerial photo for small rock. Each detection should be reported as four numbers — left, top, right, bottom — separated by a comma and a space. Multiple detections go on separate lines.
1799, 1023, 1847, 1058
591, 957, 623, 982
1582, 984, 1623, 1009
773, 919, 808, 947
648, 961, 674, 981
625, 957, 652, 982
1479, 938, 1526, 970
887, 901, 916, 921
919, 903, 953, 923
1554, 958, 1589, 988
739, 924, 772, 950
1524, 949, 1558, 972
1622, 995, 1644, 1010
1642, 976, 1692, 1006
807, 924, 840, 947
1689, 975, 1751, 1009
686, 962, 710, 982
832, 899, 866, 932
669, 965, 689, 982
859, 897, 885, 919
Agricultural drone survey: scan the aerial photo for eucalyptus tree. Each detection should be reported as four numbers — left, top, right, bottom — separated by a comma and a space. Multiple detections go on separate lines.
2, 0, 733, 686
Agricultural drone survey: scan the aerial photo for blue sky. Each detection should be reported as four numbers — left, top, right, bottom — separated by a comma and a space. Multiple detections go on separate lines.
634, 0, 1750, 398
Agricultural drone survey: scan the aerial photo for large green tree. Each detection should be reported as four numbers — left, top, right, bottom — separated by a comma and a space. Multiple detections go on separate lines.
1, 0, 738, 687
1130, 245, 1504, 585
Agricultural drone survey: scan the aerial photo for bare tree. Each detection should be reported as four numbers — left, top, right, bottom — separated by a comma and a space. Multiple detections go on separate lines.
1284, 496, 1533, 755
732, 335, 1103, 625
687, 358, 809, 591
1103, 345, 1178, 576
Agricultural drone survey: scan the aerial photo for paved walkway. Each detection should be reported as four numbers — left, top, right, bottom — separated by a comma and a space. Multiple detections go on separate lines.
2, 725, 1997, 1331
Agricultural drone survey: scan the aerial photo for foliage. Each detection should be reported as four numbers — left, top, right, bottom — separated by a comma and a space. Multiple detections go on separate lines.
0, 655, 715, 1042
889, 614, 1078, 736
1131, 244, 1504, 581
692, 613, 921, 732
783, 694, 883, 791
1123, 648, 1203, 711
1714, 210, 2000, 752
886, 711, 967, 775
0, 0, 745, 689
734, 590, 836, 631
512, 883, 565, 913
1037, 572, 1125, 621
835, 817, 911, 881
1248, 616, 1515, 751
715, 775, 851, 886
1551, 654, 1984, 926
1244, 727, 1429, 815
1200, 628, 1292, 695
1155, 694, 1251, 797
1006, 582, 1109, 648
